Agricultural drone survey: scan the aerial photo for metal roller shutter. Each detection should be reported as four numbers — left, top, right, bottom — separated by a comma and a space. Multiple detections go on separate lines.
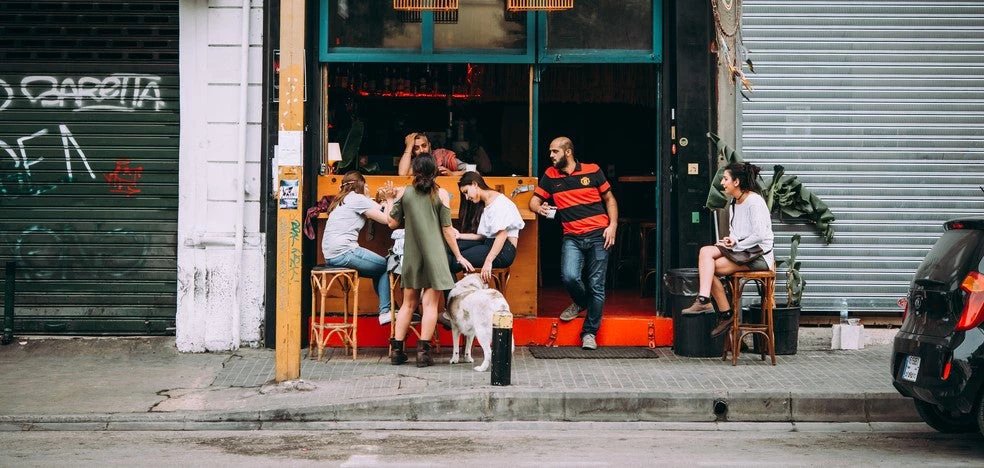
0, 1, 179, 334
741, 1, 984, 314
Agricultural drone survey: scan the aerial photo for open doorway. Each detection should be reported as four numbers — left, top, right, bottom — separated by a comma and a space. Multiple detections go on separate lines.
536, 64, 659, 317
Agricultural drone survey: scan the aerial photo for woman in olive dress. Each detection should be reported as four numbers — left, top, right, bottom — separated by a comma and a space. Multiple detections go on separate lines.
387, 154, 474, 367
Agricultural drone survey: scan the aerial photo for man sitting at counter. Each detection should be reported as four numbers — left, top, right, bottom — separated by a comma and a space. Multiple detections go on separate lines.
397, 132, 467, 177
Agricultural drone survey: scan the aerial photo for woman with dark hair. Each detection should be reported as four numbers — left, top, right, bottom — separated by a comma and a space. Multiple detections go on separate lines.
321, 171, 396, 325
449, 171, 525, 282
387, 154, 474, 367
682, 162, 775, 337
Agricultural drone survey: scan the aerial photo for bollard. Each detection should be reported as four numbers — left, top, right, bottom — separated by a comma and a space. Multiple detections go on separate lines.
2, 261, 14, 345
491, 309, 512, 386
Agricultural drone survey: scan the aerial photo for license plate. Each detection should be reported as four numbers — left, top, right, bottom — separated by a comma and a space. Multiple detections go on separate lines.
902, 355, 921, 382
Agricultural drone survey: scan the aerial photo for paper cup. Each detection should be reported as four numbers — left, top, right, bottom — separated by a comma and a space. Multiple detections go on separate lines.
544, 208, 557, 219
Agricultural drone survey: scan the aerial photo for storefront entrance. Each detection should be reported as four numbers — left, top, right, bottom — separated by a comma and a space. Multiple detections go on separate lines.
312, 2, 665, 337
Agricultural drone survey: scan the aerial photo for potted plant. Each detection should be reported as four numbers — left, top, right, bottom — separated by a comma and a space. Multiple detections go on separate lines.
703, 133, 834, 354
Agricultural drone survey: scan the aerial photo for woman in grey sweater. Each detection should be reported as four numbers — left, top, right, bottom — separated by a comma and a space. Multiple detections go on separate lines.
682, 162, 774, 337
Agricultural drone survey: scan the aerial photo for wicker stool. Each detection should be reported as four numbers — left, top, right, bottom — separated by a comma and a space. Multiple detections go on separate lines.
309, 266, 359, 361
389, 272, 440, 353
722, 270, 777, 366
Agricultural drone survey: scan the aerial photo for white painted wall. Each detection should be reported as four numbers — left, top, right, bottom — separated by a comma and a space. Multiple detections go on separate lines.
177, 0, 266, 352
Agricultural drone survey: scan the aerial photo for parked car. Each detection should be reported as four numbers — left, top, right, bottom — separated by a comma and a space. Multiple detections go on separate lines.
892, 218, 984, 437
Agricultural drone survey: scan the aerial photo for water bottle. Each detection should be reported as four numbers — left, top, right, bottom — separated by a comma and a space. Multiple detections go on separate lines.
838, 298, 849, 324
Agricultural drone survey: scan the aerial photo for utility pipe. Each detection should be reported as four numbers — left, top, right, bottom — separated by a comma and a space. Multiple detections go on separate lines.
231, 0, 252, 350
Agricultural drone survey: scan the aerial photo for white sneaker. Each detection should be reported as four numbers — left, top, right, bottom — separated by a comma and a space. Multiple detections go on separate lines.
378, 311, 392, 325
581, 333, 597, 350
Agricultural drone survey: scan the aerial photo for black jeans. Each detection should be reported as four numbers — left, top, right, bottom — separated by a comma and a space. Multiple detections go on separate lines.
448, 238, 517, 274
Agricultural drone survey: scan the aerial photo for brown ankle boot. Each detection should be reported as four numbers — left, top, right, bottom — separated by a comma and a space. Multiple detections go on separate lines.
416, 340, 433, 368
389, 338, 408, 365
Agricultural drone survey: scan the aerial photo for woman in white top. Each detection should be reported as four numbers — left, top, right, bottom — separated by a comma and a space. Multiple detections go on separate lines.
682, 162, 775, 337
321, 171, 396, 325
449, 171, 525, 283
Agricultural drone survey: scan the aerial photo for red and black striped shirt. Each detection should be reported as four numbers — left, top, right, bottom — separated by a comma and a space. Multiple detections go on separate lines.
533, 162, 612, 237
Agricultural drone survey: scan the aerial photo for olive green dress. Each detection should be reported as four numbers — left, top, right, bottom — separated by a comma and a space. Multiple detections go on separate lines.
390, 186, 455, 290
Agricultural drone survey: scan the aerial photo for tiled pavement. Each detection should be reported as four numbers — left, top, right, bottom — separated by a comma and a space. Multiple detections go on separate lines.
215, 344, 892, 398
0, 330, 916, 427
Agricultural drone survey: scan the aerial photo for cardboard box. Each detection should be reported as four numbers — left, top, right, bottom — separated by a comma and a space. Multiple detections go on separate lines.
831, 323, 865, 350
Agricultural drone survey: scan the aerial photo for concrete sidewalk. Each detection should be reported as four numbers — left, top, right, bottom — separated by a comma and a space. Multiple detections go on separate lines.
0, 329, 919, 430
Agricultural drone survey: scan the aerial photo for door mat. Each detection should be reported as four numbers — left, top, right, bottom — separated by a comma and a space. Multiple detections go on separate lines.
527, 346, 659, 359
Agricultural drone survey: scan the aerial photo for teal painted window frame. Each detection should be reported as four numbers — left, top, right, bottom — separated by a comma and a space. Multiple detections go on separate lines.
536, 1, 662, 63
318, 2, 663, 64
318, 4, 537, 63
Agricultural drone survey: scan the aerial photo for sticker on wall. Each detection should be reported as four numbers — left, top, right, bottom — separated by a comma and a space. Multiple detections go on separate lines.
279, 179, 299, 209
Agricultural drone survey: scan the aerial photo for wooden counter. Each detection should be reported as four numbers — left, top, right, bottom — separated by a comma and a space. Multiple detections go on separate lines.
315, 174, 539, 317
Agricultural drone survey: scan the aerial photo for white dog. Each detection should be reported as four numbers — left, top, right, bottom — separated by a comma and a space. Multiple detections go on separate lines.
446, 273, 514, 372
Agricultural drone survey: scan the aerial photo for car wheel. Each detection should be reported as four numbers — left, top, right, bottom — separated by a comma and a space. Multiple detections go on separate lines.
914, 399, 978, 433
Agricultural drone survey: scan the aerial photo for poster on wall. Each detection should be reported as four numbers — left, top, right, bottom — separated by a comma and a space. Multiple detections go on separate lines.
279, 179, 299, 209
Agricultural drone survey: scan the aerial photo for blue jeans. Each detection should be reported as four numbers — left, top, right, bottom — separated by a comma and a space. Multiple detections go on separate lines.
326, 247, 390, 314
560, 235, 609, 337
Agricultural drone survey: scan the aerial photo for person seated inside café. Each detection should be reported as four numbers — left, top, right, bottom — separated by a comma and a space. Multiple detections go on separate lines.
397, 132, 466, 177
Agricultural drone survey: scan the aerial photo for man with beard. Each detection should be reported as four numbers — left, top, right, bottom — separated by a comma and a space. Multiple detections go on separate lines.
529, 136, 618, 350
397, 132, 466, 177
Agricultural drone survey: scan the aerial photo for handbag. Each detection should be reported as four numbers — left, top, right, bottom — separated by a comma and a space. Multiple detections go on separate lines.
717, 244, 767, 266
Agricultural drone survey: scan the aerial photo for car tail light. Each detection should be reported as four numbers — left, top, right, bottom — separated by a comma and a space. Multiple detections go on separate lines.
955, 271, 984, 331
898, 297, 909, 321
941, 360, 952, 380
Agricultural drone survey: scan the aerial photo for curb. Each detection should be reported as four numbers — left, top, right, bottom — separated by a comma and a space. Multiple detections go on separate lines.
0, 391, 919, 431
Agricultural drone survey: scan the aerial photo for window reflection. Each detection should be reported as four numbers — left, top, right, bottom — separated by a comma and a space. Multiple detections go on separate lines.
547, 0, 652, 50
434, 0, 527, 50
328, 0, 421, 49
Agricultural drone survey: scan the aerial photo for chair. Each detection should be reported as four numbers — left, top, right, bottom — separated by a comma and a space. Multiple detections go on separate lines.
607, 218, 640, 290
456, 267, 511, 293
722, 270, 777, 366
309, 266, 359, 361
389, 272, 440, 353
638, 221, 658, 296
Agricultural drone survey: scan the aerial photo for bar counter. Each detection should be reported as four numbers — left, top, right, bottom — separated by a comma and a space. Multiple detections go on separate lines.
316, 174, 540, 317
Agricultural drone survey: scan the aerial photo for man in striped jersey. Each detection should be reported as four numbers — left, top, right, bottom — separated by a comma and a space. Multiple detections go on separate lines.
529, 137, 619, 350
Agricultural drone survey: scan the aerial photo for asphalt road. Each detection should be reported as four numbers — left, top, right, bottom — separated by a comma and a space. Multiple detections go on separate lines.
1, 422, 981, 466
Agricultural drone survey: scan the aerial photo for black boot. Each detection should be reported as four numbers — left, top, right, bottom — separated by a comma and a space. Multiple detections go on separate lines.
416, 340, 434, 368
389, 338, 408, 365
710, 310, 734, 338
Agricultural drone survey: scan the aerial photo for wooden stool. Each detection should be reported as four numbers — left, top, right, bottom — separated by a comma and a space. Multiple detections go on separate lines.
456, 267, 511, 293
309, 266, 359, 361
389, 272, 439, 353
607, 218, 638, 290
638, 221, 658, 296
722, 270, 777, 366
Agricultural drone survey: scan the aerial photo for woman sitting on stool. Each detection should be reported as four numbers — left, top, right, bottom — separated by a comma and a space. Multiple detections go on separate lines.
321, 171, 396, 325
448, 171, 525, 282
682, 162, 774, 337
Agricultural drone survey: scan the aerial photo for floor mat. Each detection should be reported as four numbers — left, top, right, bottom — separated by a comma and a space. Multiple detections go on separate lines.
527, 346, 659, 359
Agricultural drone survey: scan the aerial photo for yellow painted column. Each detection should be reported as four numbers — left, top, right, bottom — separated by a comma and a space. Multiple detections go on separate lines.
275, 0, 305, 382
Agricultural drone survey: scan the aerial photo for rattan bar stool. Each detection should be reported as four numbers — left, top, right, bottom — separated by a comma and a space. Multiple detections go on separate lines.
722, 270, 777, 366
309, 266, 360, 361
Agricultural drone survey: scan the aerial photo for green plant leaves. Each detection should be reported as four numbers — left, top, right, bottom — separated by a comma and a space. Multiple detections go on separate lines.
704, 133, 835, 244
775, 234, 805, 307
